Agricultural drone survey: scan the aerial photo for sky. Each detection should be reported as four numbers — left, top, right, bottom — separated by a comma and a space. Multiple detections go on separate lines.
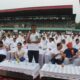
0, 0, 73, 10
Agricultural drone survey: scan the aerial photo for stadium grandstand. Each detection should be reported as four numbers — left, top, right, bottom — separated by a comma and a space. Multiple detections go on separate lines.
0, 0, 80, 32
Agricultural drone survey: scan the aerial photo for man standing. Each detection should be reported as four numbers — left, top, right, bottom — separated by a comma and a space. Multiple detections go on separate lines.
27, 25, 40, 63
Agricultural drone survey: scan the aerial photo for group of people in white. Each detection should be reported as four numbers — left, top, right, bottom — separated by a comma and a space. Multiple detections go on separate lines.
0, 25, 80, 66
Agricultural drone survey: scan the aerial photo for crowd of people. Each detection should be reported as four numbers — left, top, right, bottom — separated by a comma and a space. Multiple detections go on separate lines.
0, 20, 75, 28
0, 25, 80, 66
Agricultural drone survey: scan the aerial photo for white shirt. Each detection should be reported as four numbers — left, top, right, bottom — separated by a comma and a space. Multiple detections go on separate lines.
28, 32, 40, 51
10, 40, 18, 50
47, 41, 56, 50
2, 38, 11, 47
66, 35, 73, 44
51, 48, 62, 59
0, 48, 7, 56
73, 43, 80, 49
51, 48, 62, 55
17, 35, 24, 43
30, 32, 40, 42
54, 36, 61, 44
40, 39, 47, 49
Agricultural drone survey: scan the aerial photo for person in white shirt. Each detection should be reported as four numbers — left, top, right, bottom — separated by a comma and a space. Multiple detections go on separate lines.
0, 41, 7, 62
61, 39, 67, 51
13, 33, 23, 44
51, 43, 64, 64
40, 37, 47, 50
66, 35, 73, 44
27, 25, 40, 63
2, 36, 10, 50
10, 36, 18, 50
54, 36, 61, 44
73, 39, 80, 50
8, 36, 19, 60
18, 32, 25, 43
47, 37, 56, 51
44, 37, 56, 63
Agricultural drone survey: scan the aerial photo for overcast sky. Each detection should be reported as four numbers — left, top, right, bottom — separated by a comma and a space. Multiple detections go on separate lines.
0, 0, 73, 10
